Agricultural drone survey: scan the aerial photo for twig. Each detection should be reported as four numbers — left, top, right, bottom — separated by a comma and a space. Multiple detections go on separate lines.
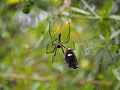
0, 72, 114, 85
59, 0, 71, 13
0, 73, 51, 82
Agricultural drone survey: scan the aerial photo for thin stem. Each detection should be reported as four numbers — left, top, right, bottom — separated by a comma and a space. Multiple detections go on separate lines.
0, 72, 50, 82
0, 72, 113, 85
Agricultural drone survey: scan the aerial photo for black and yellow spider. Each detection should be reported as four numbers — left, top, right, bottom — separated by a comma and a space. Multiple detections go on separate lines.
46, 18, 78, 69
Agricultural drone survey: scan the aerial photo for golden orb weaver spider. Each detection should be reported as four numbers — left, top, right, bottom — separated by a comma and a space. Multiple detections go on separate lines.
46, 18, 78, 69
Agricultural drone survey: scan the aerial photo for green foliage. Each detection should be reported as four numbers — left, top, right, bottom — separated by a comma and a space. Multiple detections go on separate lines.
22, 0, 34, 14
100, 0, 113, 18
0, 0, 120, 90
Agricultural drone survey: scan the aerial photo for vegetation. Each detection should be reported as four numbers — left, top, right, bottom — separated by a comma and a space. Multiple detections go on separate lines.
0, 0, 120, 90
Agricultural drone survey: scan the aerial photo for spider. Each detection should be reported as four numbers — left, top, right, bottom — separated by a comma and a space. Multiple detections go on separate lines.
46, 18, 78, 69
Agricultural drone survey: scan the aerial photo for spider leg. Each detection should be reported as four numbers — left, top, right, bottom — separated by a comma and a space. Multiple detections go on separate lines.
46, 41, 55, 54
52, 48, 57, 63
49, 20, 53, 40
63, 18, 70, 43
62, 42, 75, 50
61, 46, 65, 55
72, 42, 75, 50
62, 44, 67, 49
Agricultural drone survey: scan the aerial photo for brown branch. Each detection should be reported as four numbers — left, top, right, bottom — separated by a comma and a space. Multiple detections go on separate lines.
0, 73, 51, 82
0, 72, 114, 85
59, 0, 71, 13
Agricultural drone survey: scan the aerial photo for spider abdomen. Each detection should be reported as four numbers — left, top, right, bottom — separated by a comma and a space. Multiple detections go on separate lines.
65, 48, 78, 69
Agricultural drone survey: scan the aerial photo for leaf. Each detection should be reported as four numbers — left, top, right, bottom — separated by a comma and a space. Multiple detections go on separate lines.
109, 15, 120, 21
112, 68, 120, 81
99, 35, 105, 40
108, 45, 118, 53
110, 30, 120, 39
100, 0, 113, 18
70, 7, 90, 15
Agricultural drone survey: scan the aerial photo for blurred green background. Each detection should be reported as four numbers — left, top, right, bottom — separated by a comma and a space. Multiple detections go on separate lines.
0, 0, 120, 90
